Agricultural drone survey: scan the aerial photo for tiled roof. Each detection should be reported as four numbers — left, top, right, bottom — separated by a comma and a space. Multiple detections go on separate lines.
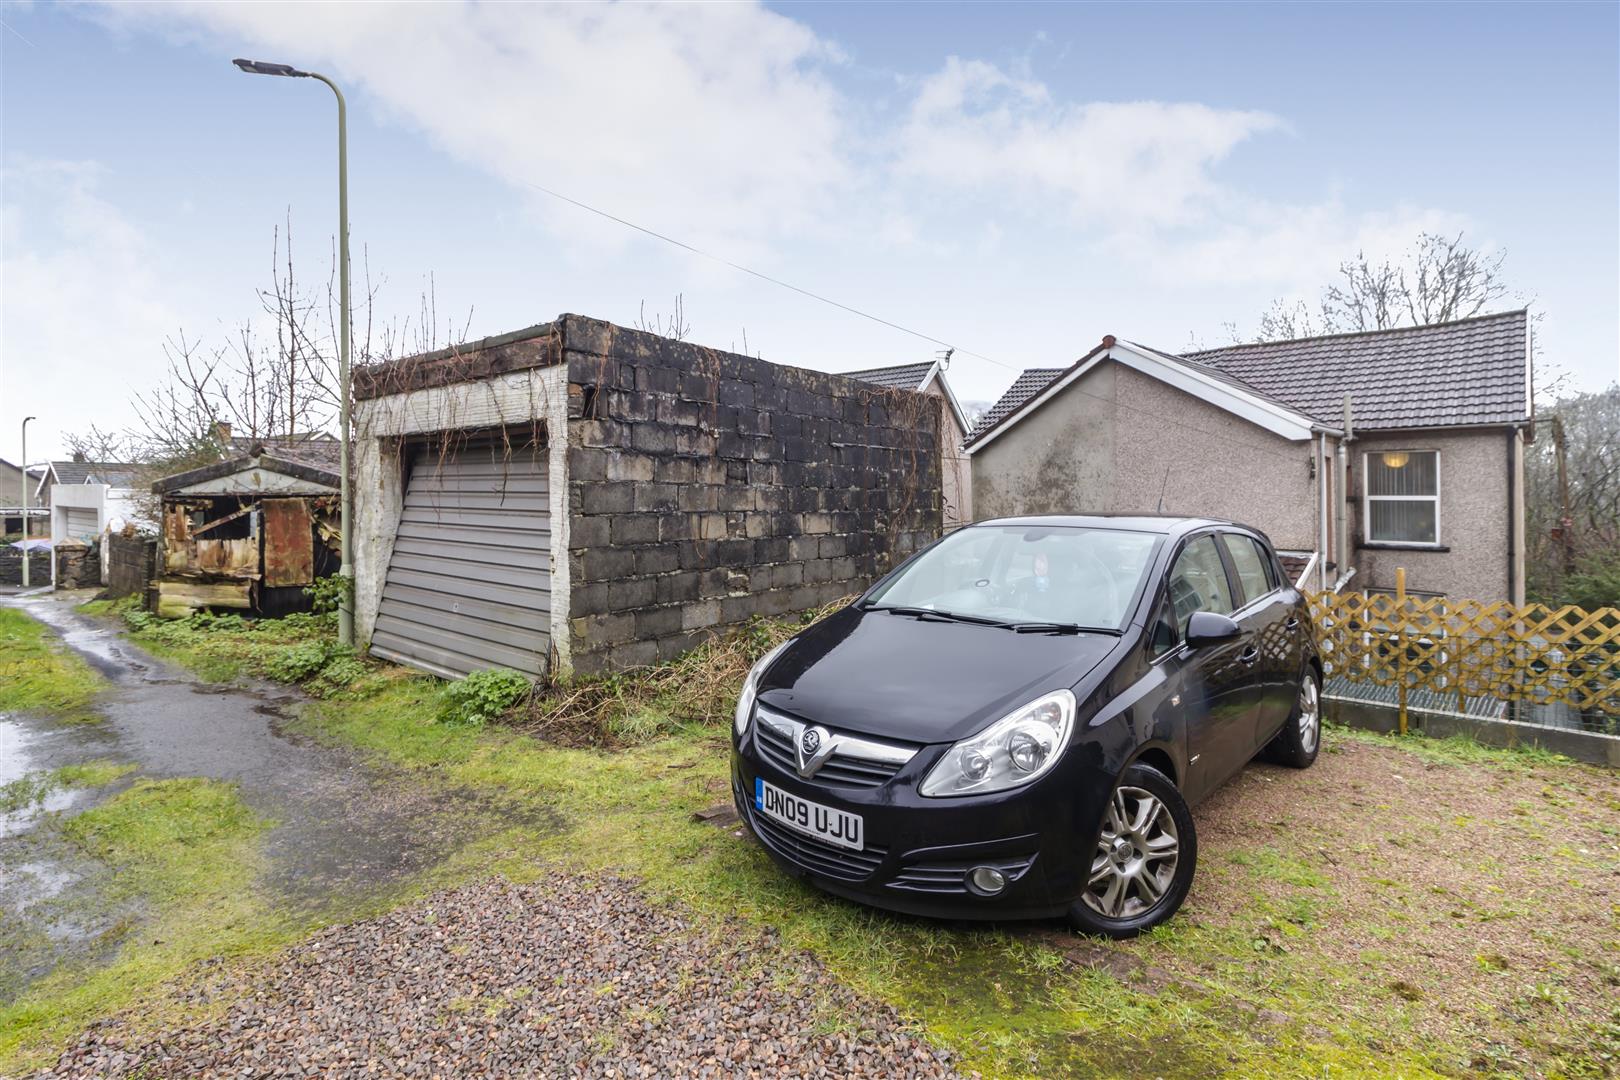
49, 461, 141, 488
842, 362, 935, 392
966, 368, 1067, 443
1182, 310, 1530, 431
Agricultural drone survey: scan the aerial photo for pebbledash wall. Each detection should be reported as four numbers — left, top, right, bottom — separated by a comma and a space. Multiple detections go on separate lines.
353, 314, 943, 677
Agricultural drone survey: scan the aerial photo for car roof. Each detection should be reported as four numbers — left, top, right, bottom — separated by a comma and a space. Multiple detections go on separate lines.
967, 514, 1251, 537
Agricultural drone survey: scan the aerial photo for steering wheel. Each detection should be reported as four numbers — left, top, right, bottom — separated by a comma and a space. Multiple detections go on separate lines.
1077, 547, 1122, 617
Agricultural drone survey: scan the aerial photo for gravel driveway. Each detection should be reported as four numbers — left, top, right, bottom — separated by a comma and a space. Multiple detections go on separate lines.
40, 874, 965, 1079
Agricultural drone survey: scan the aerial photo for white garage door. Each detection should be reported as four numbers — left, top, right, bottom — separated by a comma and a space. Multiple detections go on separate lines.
64, 507, 100, 541
369, 443, 552, 679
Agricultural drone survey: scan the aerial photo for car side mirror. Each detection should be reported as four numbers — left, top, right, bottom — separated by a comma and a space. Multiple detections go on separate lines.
1185, 611, 1242, 649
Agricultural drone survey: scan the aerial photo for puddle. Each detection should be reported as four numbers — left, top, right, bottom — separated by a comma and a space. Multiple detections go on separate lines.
0, 597, 566, 1002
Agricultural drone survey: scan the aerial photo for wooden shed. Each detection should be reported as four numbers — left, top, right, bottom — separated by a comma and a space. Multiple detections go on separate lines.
150, 440, 341, 618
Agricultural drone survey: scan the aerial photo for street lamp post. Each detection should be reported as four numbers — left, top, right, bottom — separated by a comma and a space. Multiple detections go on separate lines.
20, 416, 35, 589
233, 58, 354, 646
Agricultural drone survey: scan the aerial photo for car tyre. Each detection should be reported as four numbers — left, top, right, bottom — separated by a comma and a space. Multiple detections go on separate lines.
1265, 668, 1322, 770
1067, 763, 1197, 939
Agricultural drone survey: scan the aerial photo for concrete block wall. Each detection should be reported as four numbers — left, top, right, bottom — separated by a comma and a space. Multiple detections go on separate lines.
560, 316, 943, 673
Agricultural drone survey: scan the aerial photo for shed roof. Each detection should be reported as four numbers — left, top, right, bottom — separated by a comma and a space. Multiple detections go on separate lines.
153, 447, 340, 495
1182, 309, 1530, 430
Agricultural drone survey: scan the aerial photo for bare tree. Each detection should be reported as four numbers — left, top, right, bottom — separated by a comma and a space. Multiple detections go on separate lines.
68, 220, 467, 482
1251, 231, 1513, 341
1526, 385, 1620, 606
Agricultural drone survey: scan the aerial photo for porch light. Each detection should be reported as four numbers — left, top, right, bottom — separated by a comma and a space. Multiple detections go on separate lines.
1381, 451, 1410, 469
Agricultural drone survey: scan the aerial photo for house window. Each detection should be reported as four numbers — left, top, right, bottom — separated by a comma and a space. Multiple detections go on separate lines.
1364, 450, 1439, 545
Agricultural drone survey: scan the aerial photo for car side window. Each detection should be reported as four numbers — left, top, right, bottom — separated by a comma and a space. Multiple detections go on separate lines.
1166, 536, 1235, 636
1222, 535, 1274, 608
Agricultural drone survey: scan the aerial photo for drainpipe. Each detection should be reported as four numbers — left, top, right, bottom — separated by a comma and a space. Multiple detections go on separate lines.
1507, 426, 1520, 605
1335, 395, 1353, 592
1317, 432, 1329, 593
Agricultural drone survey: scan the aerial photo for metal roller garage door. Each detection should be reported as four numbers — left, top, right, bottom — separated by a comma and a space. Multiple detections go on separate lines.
64, 507, 100, 541
370, 443, 551, 679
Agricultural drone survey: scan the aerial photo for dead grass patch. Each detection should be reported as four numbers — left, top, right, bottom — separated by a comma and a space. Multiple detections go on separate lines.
510, 599, 853, 747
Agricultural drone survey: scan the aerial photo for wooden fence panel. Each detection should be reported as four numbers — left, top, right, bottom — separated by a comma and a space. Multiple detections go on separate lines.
1308, 585, 1620, 731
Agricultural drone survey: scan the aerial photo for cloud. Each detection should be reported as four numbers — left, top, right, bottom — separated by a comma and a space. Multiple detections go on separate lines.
88, 1, 851, 259
1, 159, 183, 458
893, 57, 1283, 228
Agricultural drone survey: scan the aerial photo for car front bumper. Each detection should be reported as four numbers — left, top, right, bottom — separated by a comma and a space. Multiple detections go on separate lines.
731, 722, 1121, 921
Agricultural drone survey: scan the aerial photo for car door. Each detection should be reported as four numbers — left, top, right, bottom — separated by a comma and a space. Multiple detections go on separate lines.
1159, 534, 1259, 802
1218, 532, 1296, 750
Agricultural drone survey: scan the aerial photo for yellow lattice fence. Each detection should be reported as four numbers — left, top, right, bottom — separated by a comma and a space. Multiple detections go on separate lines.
1308, 574, 1620, 734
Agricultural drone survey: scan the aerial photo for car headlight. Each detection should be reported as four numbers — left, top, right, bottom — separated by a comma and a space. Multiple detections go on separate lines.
919, 689, 1076, 797
734, 639, 794, 737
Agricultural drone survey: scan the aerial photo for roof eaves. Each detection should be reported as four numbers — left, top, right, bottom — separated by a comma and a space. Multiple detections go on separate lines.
964, 342, 1112, 454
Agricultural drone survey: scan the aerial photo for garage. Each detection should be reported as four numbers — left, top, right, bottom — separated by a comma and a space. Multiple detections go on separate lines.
368, 440, 552, 679
63, 506, 99, 542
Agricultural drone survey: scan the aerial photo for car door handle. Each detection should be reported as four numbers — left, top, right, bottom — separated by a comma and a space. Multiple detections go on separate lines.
1238, 645, 1260, 665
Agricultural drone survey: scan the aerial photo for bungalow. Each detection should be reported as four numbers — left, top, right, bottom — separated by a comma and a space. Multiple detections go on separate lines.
965, 310, 1532, 604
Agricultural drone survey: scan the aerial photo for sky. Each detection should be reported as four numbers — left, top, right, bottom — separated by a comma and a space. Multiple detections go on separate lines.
2, 0, 1617, 465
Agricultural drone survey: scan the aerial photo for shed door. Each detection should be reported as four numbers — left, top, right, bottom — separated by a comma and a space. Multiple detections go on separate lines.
64, 507, 99, 541
369, 443, 551, 679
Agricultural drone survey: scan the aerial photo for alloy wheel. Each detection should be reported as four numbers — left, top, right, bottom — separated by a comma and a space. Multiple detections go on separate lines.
1083, 785, 1180, 920
1299, 677, 1321, 755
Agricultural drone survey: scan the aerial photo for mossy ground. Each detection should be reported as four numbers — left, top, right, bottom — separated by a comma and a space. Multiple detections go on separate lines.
0, 607, 104, 714
16, 605, 1618, 1078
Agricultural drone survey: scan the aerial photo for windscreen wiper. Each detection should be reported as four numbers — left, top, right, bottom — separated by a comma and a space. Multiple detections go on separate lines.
1003, 622, 1120, 635
870, 605, 1004, 626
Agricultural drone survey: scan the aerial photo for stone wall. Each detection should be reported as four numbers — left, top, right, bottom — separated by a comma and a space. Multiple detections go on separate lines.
106, 533, 157, 600
561, 316, 943, 673
0, 548, 50, 586
54, 543, 101, 590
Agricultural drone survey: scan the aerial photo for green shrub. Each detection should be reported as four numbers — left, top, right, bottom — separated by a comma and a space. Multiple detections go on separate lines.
437, 667, 532, 727
302, 575, 353, 615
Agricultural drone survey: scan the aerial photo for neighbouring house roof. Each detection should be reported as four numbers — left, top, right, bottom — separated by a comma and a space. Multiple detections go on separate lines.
1182, 309, 1531, 431
966, 368, 1067, 443
966, 310, 1532, 451
967, 338, 1334, 454
844, 360, 972, 439
47, 461, 142, 488
843, 361, 936, 391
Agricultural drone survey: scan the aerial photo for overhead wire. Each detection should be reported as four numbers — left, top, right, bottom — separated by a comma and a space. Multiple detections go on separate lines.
521, 179, 1327, 470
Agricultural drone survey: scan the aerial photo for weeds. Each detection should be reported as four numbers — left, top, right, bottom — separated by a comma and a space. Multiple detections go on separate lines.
516, 600, 851, 746
438, 668, 531, 727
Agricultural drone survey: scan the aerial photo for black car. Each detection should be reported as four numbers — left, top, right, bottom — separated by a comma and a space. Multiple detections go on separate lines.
731, 515, 1322, 938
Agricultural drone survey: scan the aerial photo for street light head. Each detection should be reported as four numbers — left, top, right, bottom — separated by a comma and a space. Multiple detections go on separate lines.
233, 58, 308, 78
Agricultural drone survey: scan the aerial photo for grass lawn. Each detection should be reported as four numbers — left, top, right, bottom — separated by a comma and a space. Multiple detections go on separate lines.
0, 607, 105, 714
19, 601, 1620, 1079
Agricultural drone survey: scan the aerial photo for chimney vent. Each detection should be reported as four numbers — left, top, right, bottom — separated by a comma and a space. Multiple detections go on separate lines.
214, 420, 233, 445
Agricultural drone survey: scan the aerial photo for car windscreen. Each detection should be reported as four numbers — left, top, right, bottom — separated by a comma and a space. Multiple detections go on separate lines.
864, 525, 1161, 631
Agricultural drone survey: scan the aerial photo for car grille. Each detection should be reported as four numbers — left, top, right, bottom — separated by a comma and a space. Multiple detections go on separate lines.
888, 853, 1039, 895
741, 794, 888, 882
753, 720, 908, 789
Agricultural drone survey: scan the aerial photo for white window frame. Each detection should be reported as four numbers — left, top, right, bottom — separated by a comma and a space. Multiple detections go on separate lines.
1363, 449, 1441, 547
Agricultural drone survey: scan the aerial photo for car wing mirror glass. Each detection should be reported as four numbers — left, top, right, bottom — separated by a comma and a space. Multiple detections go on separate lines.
1185, 610, 1242, 648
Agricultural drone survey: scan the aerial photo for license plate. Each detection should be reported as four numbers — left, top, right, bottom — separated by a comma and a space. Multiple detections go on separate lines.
754, 777, 863, 851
